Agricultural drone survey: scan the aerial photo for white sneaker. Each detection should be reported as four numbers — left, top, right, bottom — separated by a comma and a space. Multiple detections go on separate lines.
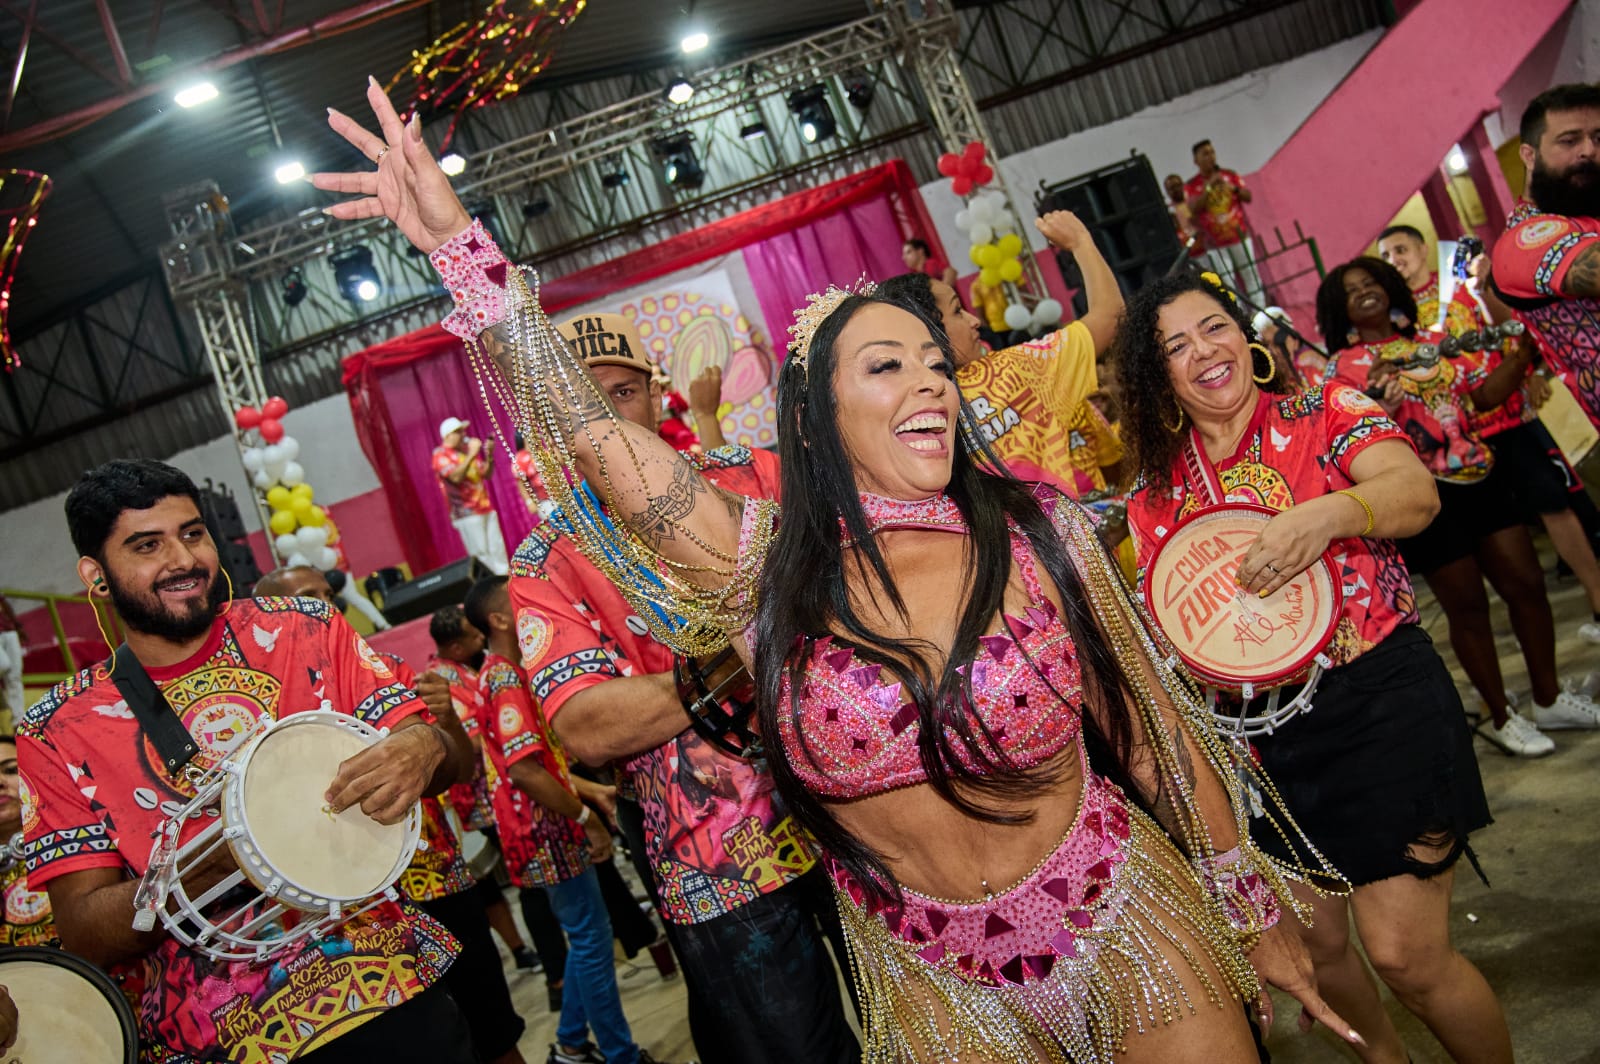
1528, 690, 1600, 730
1579, 621, 1600, 644
1477, 711, 1556, 757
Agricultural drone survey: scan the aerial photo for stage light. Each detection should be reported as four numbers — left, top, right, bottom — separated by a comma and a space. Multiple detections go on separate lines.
652, 134, 704, 190
788, 86, 835, 144
1446, 146, 1467, 175
666, 78, 695, 106
274, 160, 306, 184
281, 268, 308, 307
845, 75, 875, 110
175, 82, 218, 108
681, 31, 709, 53
601, 166, 630, 189
331, 245, 382, 305
739, 121, 769, 141
523, 197, 551, 218
440, 152, 467, 176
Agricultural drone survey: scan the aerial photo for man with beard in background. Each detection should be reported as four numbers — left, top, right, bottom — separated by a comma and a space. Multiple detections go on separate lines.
1491, 83, 1600, 429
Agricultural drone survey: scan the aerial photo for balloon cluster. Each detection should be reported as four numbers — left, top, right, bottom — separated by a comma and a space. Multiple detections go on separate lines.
235, 398, 339, 571
954, 190, 1063, 334
936, 141, 995, 198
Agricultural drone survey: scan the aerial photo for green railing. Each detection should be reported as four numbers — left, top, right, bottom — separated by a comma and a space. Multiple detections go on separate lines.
3, 588, 122, 686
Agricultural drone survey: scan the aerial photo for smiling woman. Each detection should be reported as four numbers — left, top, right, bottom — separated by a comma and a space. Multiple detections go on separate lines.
310, 78, 1381, 1063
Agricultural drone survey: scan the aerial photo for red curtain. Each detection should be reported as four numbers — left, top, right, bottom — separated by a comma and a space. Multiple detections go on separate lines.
343, 160, 938, 575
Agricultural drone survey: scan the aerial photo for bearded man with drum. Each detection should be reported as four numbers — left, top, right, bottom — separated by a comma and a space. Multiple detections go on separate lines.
17, 459, 477, 1063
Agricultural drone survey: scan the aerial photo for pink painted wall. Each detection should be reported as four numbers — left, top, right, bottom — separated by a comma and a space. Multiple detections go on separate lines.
1247, 0, 1573, 302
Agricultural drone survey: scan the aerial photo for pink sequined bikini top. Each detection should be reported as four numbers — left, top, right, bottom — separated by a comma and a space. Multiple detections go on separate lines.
776, 492, 1084, 800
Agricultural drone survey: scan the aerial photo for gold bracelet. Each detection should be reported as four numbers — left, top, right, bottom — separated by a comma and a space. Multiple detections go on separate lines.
1335, 488, 1374, 537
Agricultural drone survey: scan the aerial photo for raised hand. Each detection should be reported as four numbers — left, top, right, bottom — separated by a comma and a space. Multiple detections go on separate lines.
312, 77, 471, 255
1036, 210, 1091, 253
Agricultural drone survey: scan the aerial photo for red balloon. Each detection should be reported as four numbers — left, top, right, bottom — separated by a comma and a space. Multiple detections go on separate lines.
951, 175, 973, 197
936, 153, 961, 178
973, 164, 995, 186
262, 396, 289, 420
234, 406, 262, 430
259, 418, 285, 444
962, 140, 986, 163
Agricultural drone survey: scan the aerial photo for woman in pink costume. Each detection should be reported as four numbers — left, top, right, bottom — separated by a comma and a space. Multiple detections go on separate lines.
315, 80, 1361, 1063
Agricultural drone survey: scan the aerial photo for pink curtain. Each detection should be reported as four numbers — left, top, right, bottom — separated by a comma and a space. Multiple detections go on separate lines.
742, 196, 910, 355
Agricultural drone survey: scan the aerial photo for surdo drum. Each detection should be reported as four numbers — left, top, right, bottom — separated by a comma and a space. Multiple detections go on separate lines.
132, 711, 421, 962
1144, 505, 1342, 736
0, 947, 138, 1063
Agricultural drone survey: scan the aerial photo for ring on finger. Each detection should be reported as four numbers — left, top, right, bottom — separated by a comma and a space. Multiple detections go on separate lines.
373, 145, 389, 163
1265, 562, 1280, 574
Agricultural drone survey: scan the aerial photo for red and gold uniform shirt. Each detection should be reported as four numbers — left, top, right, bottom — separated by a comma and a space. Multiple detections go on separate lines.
1413, 271, 1531, 438
1325, 333, 1493, 483
16, 598, 456, 1063
956, 323, 1101, 497
1, 855, 54, 947
476, 652, 589, 889
432, 444, 493, 519
1128, 385, 1420, 668
425, 656, 494, 831
510, 446, 814, 925
1491, 200, 1600, 428
1183, 169, 1251, 248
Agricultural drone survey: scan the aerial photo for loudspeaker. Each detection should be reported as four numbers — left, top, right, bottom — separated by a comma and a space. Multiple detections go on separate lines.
1036, 152, 1181, 316
378, 557, 483, 624
200, 479, 262, 595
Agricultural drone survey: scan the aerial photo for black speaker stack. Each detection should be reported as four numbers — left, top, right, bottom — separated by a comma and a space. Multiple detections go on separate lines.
1036, 152, 1182, 316
199, 479, 264, 596
376, 556, 484, 625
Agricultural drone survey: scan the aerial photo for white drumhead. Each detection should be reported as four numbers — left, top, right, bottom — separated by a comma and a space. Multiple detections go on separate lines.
240, 721, 411, 901
3, 958, 130, 1063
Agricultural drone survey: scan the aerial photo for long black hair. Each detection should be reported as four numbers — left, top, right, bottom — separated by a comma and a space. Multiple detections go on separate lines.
1315, 256, 1417, 355
751, 295, 1146, 906
1113, 272, 1288, 490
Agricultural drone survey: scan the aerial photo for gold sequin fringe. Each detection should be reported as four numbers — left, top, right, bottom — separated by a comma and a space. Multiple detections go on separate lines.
839, 811, 1261, 1064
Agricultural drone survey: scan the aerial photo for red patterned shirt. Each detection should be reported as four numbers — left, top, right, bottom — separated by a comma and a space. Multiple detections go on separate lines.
1490, 199, 1600, 429
476, 652, 589, 888
425, 656, 494, 831
1183, 168, 1251, 248
1324, 333, 1493, 483
432, 443, 494, 519
1413, 271, 1531, 438
1, 857, 54, 947
509, 446, 816, 925
16, 599, 456, 1063
1127, 385, 1420, 668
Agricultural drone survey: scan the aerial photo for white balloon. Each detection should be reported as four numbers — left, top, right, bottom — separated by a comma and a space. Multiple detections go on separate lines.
953, 209, 972, 232
968, 199, 996, 226
261, 443, 285, 465
241, 448, 264, 474
275, 533, 299, 556
253, 470, 274, 490
285, 552, 311, 569
1031, 299, 1064, 329
278, 436, 300, 462
264, 458, 288, 482
280, 461, 305, 487
969, 222, 993, 246
295, 526, 329, 552
1003, 304, 1032, 331
316, 546, 340, 570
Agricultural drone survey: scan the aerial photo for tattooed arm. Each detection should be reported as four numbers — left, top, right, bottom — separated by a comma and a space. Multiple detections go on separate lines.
1561, 242, 1600, 299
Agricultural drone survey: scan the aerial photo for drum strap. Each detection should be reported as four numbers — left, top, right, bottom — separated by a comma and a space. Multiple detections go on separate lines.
109, 643, 199, 775
1182, 430, 1227, 507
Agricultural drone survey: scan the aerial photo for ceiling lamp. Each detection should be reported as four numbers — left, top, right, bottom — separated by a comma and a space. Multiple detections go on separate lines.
274, 160, 306, 184
174, 82, 219, 109
440, 152, 467, 176
681, 31, 709, 53
666, 78, 695, 106
331, 245, 382, 304
788, 86, 836, 144
652, 134, 704, 190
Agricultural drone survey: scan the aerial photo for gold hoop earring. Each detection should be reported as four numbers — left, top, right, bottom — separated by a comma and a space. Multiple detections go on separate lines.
1162, 395, 1187, 434
1250, 342, 1277, 384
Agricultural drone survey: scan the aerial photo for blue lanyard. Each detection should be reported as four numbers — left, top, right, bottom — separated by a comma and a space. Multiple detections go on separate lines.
550, 482, 687, 635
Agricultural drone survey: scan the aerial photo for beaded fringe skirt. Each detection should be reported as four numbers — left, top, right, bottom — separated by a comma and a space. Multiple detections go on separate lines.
833, 791, 1260, 1064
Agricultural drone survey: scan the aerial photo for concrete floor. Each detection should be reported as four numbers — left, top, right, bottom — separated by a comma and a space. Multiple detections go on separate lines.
489, 543, 1600, 1064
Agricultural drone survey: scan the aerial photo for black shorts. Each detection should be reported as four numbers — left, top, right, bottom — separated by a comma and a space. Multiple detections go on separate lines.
1395, 461, 1524, 575
1250, 625, 1492, 886
419, 889, 527, 1060
297, 982, 476, 1064
1486, 419, 1583, 516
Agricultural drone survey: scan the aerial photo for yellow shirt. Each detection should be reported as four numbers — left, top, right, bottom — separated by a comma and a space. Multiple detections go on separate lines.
957, 321, 1103, 495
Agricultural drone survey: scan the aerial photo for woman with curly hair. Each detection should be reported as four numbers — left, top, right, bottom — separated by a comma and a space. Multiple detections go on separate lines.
1316, 257, 1598, 756
1118, 271, 1509, 1064
314, 80, 1365, 1064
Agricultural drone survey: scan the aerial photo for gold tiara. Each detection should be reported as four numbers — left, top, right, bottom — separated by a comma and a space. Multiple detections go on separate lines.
788, 278, 876, 374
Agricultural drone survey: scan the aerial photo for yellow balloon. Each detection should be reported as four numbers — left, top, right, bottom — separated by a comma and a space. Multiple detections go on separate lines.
269, 509, 297, 536
302, 505, 328, 528
975, 244, 1003, 269
997, 233, 1023, 258
266, 486, 291, 510
291, 483, 314, 502
999, 258, 1023, 283
979, 266, 1003, 287
291, 498, 314, 519
968, 244, 986, 266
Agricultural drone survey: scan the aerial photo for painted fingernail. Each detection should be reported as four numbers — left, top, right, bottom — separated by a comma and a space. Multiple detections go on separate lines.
321, 207, 336, 216
1258, 588, 1271, 599
1350, 1031, 1366, 1046
368, 75, 378, 87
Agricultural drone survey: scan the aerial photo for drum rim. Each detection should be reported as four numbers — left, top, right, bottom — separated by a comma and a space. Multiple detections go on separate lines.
0, 945, 139, 1060
229, 710, 420, 906
1143, 502, 1343, 689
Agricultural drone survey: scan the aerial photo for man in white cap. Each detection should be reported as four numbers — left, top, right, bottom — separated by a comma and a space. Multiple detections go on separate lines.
433, 415, 508, 575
